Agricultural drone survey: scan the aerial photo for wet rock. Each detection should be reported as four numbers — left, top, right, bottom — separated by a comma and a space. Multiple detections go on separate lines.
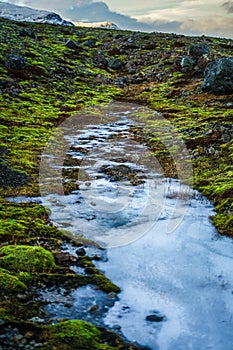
146, 311, 165, 322
76, 247, 86, 256
107, 292, 117, 299
5, 54, 26, 71
108, 58, 123, 70
202, 57, 233, 95
189, 44, 209, 59
54, 252, 71, 264
88, 304, 99, 312
181, 56, 195, 72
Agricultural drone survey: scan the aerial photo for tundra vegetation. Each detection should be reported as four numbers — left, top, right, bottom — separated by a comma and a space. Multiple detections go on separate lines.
0, 17, 232, 348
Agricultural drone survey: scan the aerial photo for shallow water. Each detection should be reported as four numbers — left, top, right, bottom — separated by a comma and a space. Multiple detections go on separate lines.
10, 104, 233, 349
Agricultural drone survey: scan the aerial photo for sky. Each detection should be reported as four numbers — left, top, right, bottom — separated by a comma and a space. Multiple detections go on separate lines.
2, 0, 233, 37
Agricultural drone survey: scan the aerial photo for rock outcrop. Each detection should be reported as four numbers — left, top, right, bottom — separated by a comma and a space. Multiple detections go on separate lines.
202, 57, 233, 94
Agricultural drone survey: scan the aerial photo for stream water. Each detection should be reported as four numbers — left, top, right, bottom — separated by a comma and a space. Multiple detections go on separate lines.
11, 104, 233, 349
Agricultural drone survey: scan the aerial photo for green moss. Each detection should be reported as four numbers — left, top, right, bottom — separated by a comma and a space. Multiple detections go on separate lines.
92, 274, 121, 294
46, 320, 102, 350
0, 245, 57, 273
0, 268, 27, 293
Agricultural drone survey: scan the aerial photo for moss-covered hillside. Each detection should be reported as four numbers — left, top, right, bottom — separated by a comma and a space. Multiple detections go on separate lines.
0, 17, 232, 347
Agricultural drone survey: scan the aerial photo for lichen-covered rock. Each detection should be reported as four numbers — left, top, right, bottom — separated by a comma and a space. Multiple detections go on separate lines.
202, 57, 233, 95
0, 245, 57, 273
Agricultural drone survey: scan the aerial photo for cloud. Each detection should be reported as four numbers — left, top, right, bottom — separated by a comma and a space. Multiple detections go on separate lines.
1, 0, 232, 37
180, 16, 233, 37
222, 0, 233, 12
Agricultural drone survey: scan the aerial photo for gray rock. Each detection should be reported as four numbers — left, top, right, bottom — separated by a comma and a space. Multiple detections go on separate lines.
180, 56, 195, 72
189, 44, 209, 59
202, 57, 233, 95
65, 39, 79, 50
5, 54, 26, 71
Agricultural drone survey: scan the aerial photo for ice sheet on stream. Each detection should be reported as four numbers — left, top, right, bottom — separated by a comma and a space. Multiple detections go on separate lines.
8, 112, 233, 350
97, 199, 233, 350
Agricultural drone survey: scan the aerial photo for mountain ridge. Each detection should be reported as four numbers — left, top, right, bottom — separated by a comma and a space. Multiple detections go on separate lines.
0, 1, 74, 26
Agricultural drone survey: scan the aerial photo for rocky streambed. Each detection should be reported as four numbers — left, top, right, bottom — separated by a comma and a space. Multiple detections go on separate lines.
7, 103, 233, 350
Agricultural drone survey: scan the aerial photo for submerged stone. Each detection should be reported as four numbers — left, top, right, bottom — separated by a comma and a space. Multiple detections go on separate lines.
146, 311, 166, 322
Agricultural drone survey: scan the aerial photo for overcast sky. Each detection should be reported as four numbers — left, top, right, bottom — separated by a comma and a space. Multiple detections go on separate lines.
3, 0, 233, 37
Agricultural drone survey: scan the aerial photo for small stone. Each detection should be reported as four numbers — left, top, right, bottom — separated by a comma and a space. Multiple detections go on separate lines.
64, 303, 72, 308
76, 247, 86, 256
17, 294, 26, 300
20, 338, 27, 345
146, 311, 165, 322
107, 292, 117, 299
29, 317, 45, 324
25, 345, 32, 350
34, 343, 44, 348
112, 324, 121, 330
15, 334, 24, 341
88, 304, 99, 312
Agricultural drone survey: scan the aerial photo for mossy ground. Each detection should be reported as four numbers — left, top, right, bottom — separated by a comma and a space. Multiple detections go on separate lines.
0, 17, 232, 346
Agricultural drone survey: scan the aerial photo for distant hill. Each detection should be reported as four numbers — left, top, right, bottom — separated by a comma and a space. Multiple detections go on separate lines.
0, 1, 73, 26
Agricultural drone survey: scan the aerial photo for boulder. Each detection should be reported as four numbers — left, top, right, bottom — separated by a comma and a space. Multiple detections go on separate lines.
202, 57, 233, 95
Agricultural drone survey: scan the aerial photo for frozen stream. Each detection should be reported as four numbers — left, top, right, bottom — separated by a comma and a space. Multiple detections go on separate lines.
15, 104, 233, 349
